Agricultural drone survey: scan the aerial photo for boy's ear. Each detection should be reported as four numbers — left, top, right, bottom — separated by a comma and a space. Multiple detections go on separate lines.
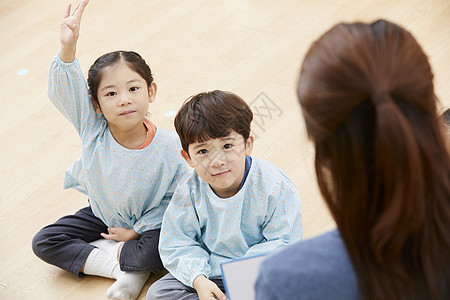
148, 82, 157, 103
91, 95, 102, 114
245, 135, 254, 156
181, 149, 194, 168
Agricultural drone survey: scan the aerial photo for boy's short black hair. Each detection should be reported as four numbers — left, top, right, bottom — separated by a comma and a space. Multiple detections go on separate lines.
174, 90, 253, 154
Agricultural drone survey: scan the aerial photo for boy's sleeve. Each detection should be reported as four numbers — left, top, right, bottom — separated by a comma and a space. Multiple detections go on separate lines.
47, 55, 97, 135
159, 187, 211, 287
245, 180, 303, 257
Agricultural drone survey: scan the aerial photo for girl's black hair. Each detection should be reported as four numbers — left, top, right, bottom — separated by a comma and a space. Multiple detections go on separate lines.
87, 51, 153, 104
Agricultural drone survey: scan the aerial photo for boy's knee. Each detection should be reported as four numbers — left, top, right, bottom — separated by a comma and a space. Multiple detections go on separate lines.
146, 284, 156, 300
146, 281, 164, 300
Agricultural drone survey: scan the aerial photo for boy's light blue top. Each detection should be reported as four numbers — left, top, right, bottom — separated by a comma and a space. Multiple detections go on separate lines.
48, 55, 188, 233
159, 157, 303, 287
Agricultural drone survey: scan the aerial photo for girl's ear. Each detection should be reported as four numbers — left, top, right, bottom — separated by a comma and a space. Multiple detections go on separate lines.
245, 135, 254, 156
181, 149, 194, 168
148, 82, 157, 103
91, 95, 102, 114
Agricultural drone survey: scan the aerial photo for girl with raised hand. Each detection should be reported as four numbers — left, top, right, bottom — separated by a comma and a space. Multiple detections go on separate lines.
32, 1, 188, 299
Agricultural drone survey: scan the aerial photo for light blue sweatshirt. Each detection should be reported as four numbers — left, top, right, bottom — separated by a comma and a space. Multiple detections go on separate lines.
159, 157, 303, 287
48, 55, 188, 233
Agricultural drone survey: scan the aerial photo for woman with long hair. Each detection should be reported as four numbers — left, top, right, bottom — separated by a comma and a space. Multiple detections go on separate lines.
255, 19, 450, 300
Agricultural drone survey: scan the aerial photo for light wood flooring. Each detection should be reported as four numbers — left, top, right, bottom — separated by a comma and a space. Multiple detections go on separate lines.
1, 0, 449, 299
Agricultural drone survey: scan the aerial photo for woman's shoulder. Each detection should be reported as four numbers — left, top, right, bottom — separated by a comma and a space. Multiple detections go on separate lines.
259, 229, 358, 299
265, 229, 349, 267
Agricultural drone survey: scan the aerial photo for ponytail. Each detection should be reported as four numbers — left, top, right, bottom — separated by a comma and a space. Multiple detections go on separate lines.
299, 19, 450, 300
371, 93, 424, 272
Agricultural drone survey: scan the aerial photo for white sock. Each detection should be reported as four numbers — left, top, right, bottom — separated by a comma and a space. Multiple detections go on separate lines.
83, 248, 122, 279
89, 239, 124, 260
106, 271, 150, 300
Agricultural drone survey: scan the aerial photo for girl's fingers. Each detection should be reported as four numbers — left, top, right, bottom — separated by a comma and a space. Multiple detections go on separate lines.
73, 0, 89, 19
72, 1, 81, 16
65, 21, 78, 31
63, 4, 71, 18
101, 232, 116, 239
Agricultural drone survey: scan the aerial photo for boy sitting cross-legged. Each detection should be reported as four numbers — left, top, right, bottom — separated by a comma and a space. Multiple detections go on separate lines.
147, 90, 303, 300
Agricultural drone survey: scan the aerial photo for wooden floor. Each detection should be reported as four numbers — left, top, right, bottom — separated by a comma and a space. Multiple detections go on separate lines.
1, 0, 449, 299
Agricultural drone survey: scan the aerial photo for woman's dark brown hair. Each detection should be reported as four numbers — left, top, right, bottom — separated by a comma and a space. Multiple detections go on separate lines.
298, 19, 450, 299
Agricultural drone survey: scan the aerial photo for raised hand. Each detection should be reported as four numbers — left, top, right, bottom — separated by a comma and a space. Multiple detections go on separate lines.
59, 0, 89, 62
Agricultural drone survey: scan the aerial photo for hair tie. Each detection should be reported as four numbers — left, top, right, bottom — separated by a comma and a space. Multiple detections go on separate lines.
371, 92, 391, 106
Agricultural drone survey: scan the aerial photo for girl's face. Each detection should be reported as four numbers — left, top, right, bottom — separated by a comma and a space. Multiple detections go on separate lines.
96, 62, 156, 132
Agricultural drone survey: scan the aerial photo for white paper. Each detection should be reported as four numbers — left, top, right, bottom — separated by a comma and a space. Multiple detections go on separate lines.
220, 255, 266, 300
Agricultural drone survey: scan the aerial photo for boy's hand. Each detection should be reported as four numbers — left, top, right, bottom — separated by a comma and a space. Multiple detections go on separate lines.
101, 227, 140, 242
59, 0, 89, 62
193, 275, 227, 300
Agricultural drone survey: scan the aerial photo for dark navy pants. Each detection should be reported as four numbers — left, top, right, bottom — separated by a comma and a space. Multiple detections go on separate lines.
32, 205, 164, 277
147, 273, 225, 300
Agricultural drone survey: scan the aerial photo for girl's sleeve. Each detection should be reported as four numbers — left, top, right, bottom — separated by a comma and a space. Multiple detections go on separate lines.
47, 55, 97, 135
133, 157, 190, 234
133, 195, 171, 234
245, 180, 303, 257
159, 188, 211, 287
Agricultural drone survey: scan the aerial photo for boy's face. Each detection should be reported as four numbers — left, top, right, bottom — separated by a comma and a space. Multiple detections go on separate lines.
181, 131, 254, 198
